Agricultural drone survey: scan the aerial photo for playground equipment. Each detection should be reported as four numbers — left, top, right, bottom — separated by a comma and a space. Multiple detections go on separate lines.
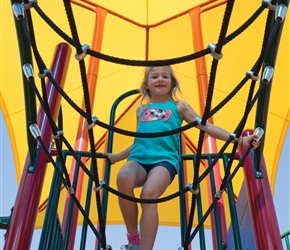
1, 0, 289, 249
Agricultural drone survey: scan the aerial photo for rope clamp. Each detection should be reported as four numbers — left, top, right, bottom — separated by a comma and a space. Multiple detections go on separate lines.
207, 43, 223, 60
38, 68, 51, 78
23, 63, 34, 80
275, 4, 288, 22
12, 3, 25, 20
67, 186, 75, 195
51, 130, 64, 140
195, 116, 208, 131
246, 70, 259, 81
29, 124, 41, 139
262, 66, 274, 82
187, 183, 199, 195
93, 180, 105, 192
215, 189, 224, 199
86, 116, 98, 130
253, 127, 264, 142
263, 0, 277, 11
230, 133, 240, 143
75, 44, 90, 61
22, 0, 38, 10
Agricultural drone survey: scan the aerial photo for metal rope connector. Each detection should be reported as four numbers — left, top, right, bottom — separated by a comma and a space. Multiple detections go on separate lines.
275, 4, 288, 22
51, 130, 64, 140
187, 183, 199, 195
75, 44, 90, 61
12, 3, 24, 20
86, 116, 98, 130
263, 0, 277, 11
93, 180, 105, 192
207, 43, 223, 60
23, 63, 34, 80
22, 0, 38, 10
194, 116, 208, 131
67, 186, 75, 195
29, 124, 41, 139
253, 127, 264, 142
262, 66, 274, 82
230, 133, 240, 143
215, 189, 224, 199
246, 70, 260, 81
38, 68, 51, 78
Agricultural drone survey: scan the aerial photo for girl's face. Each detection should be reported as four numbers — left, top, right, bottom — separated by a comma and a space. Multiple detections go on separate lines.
147, 67, 173, 102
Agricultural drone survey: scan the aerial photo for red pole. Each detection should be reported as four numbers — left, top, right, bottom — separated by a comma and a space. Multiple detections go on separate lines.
239, 129, 283, 250
4, 43, 71, 250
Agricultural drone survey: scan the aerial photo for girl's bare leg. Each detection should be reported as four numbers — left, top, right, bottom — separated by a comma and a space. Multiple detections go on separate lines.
140, 166, 171, 250
117, 161, 147, 234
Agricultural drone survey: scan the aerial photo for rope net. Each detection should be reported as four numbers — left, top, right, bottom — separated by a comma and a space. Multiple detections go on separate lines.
5, 0, 288, 249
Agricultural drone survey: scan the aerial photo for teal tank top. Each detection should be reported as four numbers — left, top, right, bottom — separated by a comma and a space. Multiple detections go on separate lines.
128, 100, 182, 172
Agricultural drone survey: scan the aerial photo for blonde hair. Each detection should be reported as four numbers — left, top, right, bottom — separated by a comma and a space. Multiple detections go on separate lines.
139, 66, 183, 104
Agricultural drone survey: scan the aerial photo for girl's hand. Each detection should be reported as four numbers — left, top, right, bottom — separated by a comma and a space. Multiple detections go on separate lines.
240, 134, 261, 150
103, 152, 118, 165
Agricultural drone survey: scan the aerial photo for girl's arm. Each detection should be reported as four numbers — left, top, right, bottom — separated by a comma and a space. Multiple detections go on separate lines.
103, 145, 133, 165
178, 101, 260, 148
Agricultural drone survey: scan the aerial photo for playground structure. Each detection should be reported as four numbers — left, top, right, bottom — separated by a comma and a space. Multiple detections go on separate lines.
1, 0, 290, 249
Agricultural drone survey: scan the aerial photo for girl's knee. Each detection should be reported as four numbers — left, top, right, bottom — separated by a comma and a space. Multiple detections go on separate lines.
140, 186, 155, 200
117, 170, 134, 189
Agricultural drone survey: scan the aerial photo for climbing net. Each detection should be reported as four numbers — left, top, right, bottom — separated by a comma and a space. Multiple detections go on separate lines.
10, 0, 287, 249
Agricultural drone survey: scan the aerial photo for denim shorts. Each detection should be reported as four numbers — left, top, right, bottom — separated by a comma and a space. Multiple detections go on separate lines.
138, 161, 177, 182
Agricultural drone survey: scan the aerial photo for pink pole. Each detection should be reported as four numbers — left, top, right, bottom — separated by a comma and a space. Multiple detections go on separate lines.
4, 43, 71, 250
239, 129, 283, 250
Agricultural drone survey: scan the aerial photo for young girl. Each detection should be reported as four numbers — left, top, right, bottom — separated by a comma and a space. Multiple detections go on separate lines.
104, 66, 260, 250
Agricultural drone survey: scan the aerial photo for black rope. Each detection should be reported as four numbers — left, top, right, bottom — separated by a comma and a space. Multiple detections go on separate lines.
12, 1, 283, 249
102, 184, 189, 204
27, 76, 95, 181
188, 145, 254, 244
184, 1, 235, 247
40, 78, 72, 187
95, 119, 199, 137
224, 3, 267, 45
62, 0, 108, 247
37, 137, 102, 242
30, 1, 267, 67
33, 2, 76, 46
